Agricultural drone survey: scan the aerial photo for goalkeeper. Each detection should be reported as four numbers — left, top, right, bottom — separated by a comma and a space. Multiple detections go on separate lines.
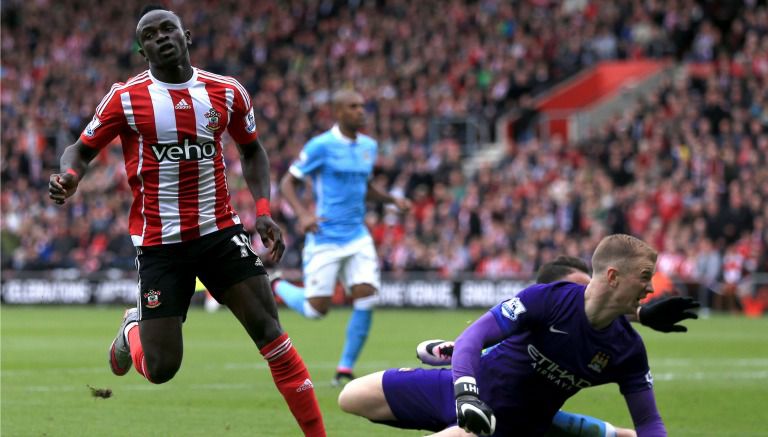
338, 235, 693, 436
412, 255, 698, 437
416, 254, 700, 365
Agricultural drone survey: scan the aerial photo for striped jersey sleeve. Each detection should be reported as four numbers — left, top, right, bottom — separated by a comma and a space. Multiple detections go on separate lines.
79, 82, 129, 149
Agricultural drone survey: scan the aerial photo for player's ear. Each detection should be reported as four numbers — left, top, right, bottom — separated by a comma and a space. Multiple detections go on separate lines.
185, 29, 192, 46
605, 266, 619, 287
133, 36, 147, 61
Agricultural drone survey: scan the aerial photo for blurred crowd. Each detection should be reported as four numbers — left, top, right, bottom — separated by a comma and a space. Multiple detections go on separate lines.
2, 0, 767, 308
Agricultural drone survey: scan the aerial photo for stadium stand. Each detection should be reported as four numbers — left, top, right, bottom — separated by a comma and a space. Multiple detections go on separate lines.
1, 0, 766, 312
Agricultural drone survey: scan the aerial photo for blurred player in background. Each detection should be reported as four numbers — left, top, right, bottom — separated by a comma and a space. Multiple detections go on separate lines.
48, 6, 324, 436
416, 255, 698, 437
273, 89, 411, 386
339, 234, 669, 436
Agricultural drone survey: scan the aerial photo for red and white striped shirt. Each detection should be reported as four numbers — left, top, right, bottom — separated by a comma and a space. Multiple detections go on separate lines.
80, 68, 259, 246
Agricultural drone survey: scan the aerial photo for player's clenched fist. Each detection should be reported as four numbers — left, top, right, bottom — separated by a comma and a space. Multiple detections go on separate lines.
48, 171, 79, 205
454, 376, 496, 436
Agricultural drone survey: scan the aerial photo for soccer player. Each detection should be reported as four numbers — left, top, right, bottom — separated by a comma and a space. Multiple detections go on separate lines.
338, 234, 669, 436
47, 7, 325, 436
273, 89, 410, 386
416, 255, 698, 437
417, 255, 700, 366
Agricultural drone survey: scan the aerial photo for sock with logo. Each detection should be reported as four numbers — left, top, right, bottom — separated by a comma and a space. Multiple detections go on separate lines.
260, 333, 325, 437
127, 325, 153, 382
337, 308, 372, 371
274, 280, 309, 316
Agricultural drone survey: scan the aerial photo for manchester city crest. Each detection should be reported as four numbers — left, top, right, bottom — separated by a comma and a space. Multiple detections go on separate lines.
587, 351, 610, 373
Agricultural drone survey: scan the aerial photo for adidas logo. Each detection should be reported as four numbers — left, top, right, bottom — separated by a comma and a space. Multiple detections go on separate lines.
296, 378, 314, 392
174, 98, 191, 110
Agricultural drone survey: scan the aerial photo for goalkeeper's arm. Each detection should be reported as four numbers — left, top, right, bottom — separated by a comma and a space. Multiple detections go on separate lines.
625, 390, 667, 436
451, 312, 505, 436
454, 376, 496, 436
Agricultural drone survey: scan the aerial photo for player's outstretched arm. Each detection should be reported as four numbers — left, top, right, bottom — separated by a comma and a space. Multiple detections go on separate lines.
637, 295, 700, 333
451, 313, 506, 436
49, 139, 100, 205
454, 376, 496, 436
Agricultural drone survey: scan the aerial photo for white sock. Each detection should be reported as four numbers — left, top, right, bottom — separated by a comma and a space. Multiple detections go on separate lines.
123, 322, 138, 343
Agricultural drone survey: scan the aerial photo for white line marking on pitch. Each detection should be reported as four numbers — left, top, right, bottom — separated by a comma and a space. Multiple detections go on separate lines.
10, 370, 767, 394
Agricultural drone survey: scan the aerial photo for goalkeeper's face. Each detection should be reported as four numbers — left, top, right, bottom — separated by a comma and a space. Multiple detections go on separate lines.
614, 257, 656, 313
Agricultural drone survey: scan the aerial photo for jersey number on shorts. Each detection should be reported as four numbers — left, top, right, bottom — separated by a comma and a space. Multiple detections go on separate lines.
231, 234, 257, 258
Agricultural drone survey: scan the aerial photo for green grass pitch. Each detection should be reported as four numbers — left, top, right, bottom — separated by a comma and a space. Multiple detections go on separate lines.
2, 306, 767, 436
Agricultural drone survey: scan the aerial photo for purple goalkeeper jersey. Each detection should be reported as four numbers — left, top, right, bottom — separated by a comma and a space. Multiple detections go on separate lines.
470, 281, 653, 435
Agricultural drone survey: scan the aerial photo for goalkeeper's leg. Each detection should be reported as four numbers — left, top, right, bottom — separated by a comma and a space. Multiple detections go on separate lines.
338, 371, 398, 422
340, 368, 456, 432
548, 410, 636, 437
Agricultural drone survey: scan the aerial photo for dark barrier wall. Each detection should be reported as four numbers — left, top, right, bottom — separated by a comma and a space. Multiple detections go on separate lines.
0, 270, 531, 308
4, 270, 764, 312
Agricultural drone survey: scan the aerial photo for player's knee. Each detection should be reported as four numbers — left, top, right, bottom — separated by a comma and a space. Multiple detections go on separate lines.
145, 358, 181, 384
337, 386, 355, 413
304, 300, 328, 319
337, 380, 364, 415
350, 284, 376, 299
338, 372, 387, 419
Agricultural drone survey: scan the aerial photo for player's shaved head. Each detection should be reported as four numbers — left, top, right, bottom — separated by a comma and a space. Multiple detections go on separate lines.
591, 234, 657, 275
139, 4, 171, 19
331, 89, 363, 110
331, 89, 366, 133
134, 4, 192, 74
136, 7, 183, 41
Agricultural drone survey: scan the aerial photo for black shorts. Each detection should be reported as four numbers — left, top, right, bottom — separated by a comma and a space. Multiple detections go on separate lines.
135, 225, 267, 320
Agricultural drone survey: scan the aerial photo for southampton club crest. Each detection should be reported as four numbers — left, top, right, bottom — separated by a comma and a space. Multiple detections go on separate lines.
143, 289, 162, 309
204, 108, 221, 131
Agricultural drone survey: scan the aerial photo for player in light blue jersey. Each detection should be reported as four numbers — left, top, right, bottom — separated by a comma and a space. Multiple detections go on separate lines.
275, 89, 411, 386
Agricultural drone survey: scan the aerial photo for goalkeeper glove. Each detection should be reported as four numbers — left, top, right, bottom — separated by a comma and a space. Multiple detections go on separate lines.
639, 295, 700, 333
454, 376, 496, 436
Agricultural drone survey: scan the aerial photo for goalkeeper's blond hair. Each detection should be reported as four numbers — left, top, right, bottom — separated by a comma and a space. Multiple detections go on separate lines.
591, 234, 657, 275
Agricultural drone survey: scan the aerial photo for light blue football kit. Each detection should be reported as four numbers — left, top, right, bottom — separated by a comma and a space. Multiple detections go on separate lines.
275, 124, 379, 372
